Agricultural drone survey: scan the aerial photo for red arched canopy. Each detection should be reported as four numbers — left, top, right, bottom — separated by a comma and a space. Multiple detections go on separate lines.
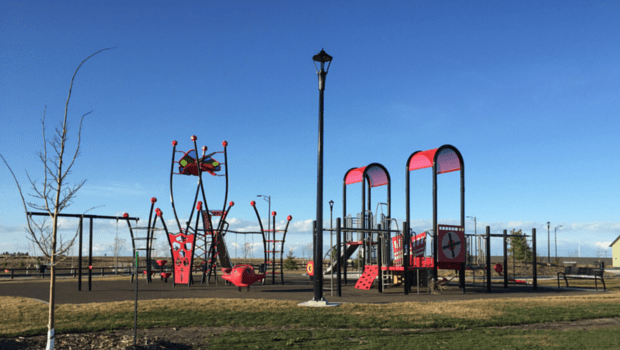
344, 164, 389, 187
407, 147, 461, 174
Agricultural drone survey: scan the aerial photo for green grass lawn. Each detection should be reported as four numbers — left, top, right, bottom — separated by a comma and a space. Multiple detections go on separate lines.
209, 327, 620, 349
2, 292, 620, 348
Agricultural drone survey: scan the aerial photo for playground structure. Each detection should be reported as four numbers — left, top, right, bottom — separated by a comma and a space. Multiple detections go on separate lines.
169, 136, 233, 285
26, 211, 139, 291
123, 136, 234, 286
313, 144, 545, 296
219, 202, 293, 287
23, 137, 542, 296
124, 135, 292, 290
249, 202, 292, 284
314, 145, 466, 295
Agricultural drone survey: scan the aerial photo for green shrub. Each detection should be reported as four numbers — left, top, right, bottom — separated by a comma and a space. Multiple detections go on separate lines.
283, 250, 297, 270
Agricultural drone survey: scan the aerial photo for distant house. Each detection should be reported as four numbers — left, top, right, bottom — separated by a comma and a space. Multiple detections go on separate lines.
610, 236, 620, 267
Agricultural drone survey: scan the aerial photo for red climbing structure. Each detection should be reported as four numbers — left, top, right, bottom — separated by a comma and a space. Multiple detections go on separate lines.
250, 202, 292, 284
354, 265, 378, 290
168, 136, 234, 286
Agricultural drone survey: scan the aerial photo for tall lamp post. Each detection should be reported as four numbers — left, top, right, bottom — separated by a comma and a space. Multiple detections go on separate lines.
547, 221, 550, 264
313, 49, 332, 303
554, 225, 562, 263
257, 195, 271, 233
329, 200, 334, 296
466, 216, 477, 263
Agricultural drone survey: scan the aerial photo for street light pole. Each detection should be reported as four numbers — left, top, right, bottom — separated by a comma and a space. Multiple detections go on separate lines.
466, 216, 477, 263
329, 200, 334, 296
313, 49, 332, 303
257, 195, 271, 233
329, 200, 334, 231
547, 221, 550, 264
554, 225, 562, 263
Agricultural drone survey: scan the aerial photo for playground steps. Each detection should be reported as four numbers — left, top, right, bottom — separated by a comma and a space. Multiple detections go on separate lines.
355, 265, 379, 290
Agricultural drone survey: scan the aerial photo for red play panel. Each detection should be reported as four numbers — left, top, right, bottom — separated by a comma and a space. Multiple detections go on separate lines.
169, 231, 195, 285
437, 225, 465, 263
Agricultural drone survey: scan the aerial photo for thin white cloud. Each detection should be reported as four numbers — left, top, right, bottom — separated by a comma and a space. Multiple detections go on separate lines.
80, 182, 154, 197
596, 241, 612, 248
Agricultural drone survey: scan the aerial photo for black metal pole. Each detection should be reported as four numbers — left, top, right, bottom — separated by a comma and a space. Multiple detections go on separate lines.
532, 228, 537, 290
486, 226, 491, 292
403, 222, 409, 295
336, 218, 342, 297
312, 220, 322, 300
27, 211, 138, 221
312, 219, 316, 277
313, 58, 327, 302
78, 216, 83, 291
460, 154, 466, 294
343, 220, 348, 285
361, 176, 366, 269
88, 217, 93, 291
272, 212, 276, 285
133, 250, 138, 346
377, 224, 383, 293
503, 229, 508, 288
342, 176, 348, 286
432, 162, 438, 285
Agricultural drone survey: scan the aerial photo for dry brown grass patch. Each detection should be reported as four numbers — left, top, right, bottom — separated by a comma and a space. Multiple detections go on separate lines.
0, 296, 48, 335
340, 299, 503, 322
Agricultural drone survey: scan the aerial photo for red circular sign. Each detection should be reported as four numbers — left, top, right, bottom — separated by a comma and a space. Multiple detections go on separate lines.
306, 261, 314, 276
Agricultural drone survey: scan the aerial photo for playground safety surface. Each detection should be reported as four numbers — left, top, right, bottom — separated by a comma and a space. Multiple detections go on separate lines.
0, 273, 601, 305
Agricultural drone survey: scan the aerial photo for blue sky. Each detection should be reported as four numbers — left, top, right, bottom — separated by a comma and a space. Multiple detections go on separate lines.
1, 1, 619, 260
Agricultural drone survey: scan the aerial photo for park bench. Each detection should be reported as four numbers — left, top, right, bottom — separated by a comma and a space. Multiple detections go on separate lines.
557, 265, 606, 291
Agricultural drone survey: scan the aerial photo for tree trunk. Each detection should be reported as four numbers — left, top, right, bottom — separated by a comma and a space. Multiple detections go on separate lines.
46, 245, 56, 350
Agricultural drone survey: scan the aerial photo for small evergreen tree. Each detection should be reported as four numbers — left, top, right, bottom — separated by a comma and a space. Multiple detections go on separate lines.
508, 229, 533, 261
283, 248, 297, 270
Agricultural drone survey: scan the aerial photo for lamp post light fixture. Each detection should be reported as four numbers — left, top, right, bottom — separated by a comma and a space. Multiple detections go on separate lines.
257, 195, 271, 233
313, 49, 332, 303
329, 200, 334, 230
554, 225, 562, 263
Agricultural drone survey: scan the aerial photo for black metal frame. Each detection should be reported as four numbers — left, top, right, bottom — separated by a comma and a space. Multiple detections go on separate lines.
405, 145, 465, 293
250, 202, 292, 284
478, 228, 538, 291
27, 211, 139, 291
341, 163, 391, 292
168, 137, 231, 286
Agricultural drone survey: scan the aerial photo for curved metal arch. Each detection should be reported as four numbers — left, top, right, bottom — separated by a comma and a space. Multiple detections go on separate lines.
341, 163, 391, 270
405, 144, 465, 282
360, 163, 391, 224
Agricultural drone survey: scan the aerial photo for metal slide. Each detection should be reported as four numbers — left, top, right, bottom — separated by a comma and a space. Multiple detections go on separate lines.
324, 243, 360, 275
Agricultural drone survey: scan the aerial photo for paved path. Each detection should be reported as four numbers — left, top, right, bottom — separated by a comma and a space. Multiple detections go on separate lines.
0, 273, 597, 305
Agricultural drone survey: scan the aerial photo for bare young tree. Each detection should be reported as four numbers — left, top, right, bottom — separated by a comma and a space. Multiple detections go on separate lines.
243, 242, 254, 261
303, 243, 313, 261
596, 245, 608, 259
1, 48, 113, 350
112, 234, 127, 272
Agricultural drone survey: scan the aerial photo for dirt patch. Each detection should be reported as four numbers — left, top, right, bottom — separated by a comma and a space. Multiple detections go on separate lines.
2, 318, 620, 349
